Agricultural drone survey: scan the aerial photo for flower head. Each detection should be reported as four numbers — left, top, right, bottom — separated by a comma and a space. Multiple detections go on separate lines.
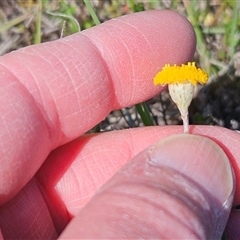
154, 62, 208, 85
153, 62, 208, 133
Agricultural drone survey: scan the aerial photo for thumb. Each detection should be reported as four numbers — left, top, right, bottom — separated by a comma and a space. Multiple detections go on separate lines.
59, 134, 235, 239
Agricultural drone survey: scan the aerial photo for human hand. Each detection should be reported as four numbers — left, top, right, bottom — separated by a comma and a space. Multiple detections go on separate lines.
0, 10, 239, 239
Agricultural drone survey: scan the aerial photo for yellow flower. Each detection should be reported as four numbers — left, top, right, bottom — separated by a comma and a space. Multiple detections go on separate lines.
153, 62, 208, 133
154, 62, 208, 85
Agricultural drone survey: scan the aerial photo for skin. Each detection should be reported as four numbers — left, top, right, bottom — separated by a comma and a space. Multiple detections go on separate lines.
0, 10, 239, 239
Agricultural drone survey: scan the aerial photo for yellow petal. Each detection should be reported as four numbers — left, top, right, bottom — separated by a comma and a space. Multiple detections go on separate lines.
153, 62, 208, 85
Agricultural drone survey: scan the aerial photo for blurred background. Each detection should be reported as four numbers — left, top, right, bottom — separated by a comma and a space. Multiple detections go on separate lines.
0, 0, 239, 131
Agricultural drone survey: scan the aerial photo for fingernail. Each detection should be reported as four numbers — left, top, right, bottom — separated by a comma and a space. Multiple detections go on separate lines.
147, 134, 235, 238
148, 134, 234, 204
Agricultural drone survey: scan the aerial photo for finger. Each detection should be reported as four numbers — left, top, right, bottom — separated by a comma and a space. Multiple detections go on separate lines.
0, 10, 196, 204
0, 126, 238, 239
37, 126, 240, 219
59, 133, 234, 239
0, 178, 58, 240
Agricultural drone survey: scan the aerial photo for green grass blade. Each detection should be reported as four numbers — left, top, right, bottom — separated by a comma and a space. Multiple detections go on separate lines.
83, 0, 101, 25
135, 102, 155, 126
89, 124, 101, 133
46, 10, 81, 33
0, 11, 34, 33
229, 1, 239, 58
33, 2, 42, 44
184, 1, 210, 72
